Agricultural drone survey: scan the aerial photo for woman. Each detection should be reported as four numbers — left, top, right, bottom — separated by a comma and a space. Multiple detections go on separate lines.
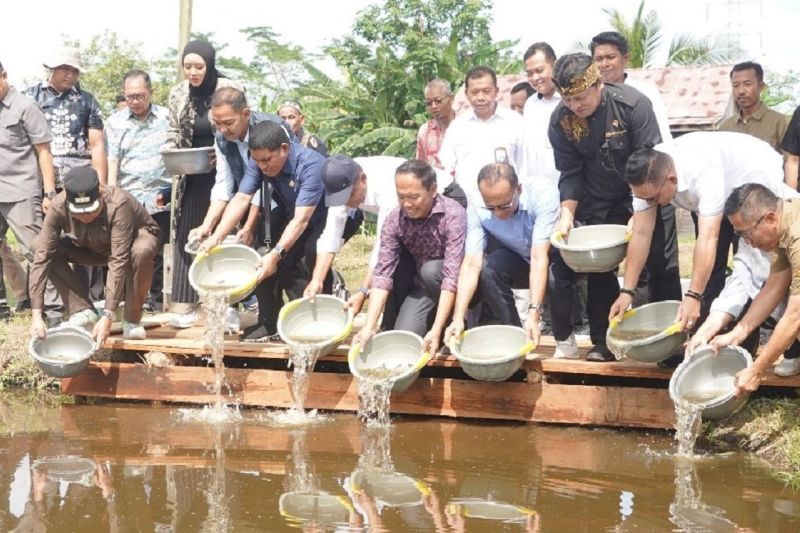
165, 40, 241, 329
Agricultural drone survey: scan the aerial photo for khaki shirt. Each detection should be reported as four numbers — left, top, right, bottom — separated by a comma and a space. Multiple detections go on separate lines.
718, 103, 790, 155
30, 186, 160, 311
771, 198, 800, 294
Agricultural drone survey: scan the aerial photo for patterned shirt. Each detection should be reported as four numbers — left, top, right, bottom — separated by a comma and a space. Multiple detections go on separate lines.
416, 119, 446, 168
372, 194, 466, 293
105, 104, 171, 214
23, 83, 103, 181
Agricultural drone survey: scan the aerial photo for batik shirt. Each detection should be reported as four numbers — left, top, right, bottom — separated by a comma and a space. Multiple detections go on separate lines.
416, 119, 447, 169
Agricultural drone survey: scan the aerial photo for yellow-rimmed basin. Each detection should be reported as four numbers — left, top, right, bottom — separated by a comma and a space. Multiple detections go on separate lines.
348, 469, 430, 508
451, 325, 534, 382
188, 243, 260, 304
348, 330, 430, 393
278, 295, 353, 358
606, 300, 686, 363
278, 491, 353, 526
446, 498, 537, 523
550, 224, 629, 273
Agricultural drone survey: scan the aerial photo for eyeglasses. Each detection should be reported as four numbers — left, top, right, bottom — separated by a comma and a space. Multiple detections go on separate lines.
633, 178, 668, 207
482, 191, 518, 212
425, 96, 451, 107
734, 214, 766, 240
124, 93, 149, 102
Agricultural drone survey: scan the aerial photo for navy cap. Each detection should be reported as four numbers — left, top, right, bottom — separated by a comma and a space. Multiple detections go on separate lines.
64, 167, 100, 213
321, 154, 361, 207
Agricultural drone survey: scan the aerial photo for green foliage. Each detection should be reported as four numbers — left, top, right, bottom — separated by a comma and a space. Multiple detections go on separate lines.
764, 70, 800, 114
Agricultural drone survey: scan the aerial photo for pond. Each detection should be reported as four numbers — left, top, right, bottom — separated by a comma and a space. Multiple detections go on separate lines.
0, 394, 797, 531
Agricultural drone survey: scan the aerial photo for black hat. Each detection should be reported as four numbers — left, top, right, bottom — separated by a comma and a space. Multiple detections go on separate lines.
321, 154, 361, 207
64, 167, 100, 213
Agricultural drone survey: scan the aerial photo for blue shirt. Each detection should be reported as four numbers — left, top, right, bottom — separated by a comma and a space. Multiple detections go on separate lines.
239, 142, 326, 219
465, 181, 560, 260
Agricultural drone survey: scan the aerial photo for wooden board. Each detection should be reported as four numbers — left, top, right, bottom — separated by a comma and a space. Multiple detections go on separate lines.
62, 362, 676, 429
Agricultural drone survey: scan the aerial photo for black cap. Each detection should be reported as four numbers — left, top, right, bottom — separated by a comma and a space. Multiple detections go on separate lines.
321, 154, 361, 207
64, 167, 100, 213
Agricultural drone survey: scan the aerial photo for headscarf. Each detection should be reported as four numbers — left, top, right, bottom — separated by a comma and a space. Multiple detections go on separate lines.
181, 40, 224, 112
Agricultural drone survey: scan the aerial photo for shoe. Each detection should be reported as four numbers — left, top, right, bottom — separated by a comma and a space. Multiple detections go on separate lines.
553, 335, 580, 359
123, 322, 146, 340
170, 310, 197, 329
243, 296, 258, 313
657, 354, 684, 369
224, 307, 241, 334
586, 344, 615, 362
240, 323, 280, 343
14, 299, 31, 313
67, 308, 99, 329
0, 305, 10, 320
774, 357, 800, 377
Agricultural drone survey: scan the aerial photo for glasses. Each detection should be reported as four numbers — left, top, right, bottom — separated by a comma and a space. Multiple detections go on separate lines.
734, 214, 766, 240
425, 96, 451, 107
483, 191, 518, 212
124, 93, 149, 102
633, 178, 668, 207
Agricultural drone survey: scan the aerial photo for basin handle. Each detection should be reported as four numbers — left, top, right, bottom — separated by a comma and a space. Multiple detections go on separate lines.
517, 340, 537, 357
609, 308, 637, 329
662, 322, 684, 336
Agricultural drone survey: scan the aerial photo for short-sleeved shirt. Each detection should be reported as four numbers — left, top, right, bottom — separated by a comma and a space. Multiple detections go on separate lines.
781, 105, 800, 158
771, 199, 800, 294
239, 142, 326, 221
717, 102, 789, 155
632, 132, 789, 216
371, 194, 466, 293
465, 181, 560, 260
0, 86, 53, 202
105, 104, 171, 214
23, 83, 103, 181
416, 118, 447, 169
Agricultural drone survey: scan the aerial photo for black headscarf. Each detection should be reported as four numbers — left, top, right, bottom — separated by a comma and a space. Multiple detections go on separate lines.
182, 40, 224, 112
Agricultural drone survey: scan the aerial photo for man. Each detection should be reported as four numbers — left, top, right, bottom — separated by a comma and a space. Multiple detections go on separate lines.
353, 160, 466, 356
510, 82, 535, 115
610, 132, 792, 335
438, 66, 523, 203
0, 60, 62, 325
416, 79, 456, 169
781, 105, 800, 190
200, 121, 328, 343
29, 167, 160, 346
718, 61, 789, 155
704, 184, 800, 394
520, 42, 561, 187
549, 53, 681, 362
277, 99, 328, 156
444, 163, 560, 348
24, 47, 107, 189
105, 69, 171, 311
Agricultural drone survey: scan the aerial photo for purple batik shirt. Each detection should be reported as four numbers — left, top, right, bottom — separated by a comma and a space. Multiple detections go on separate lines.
371, 194, 466, 293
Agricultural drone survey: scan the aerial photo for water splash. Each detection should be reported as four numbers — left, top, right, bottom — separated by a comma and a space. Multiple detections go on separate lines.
200, 289, 237, 418
356, 366, 408, 427
261, 342, 328, 426
673, 399, 704, 457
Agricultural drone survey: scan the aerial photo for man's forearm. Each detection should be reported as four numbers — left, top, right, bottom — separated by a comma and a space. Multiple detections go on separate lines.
734, 271, 791, 337
276, 216, 311, 252
364, 288, 390, 332
202, 200, 228, 232
36, 145, 56, 192
210, 194, 251, 240
242, 204, 261, 233
91, 143, 108, 184
311, 252, 336, 284
785, 155, 799, 190
689, 236, 718, 294
107, 159, 119, 187
755, 305, 800, 372
431, 290, 456, 333
529, 254, 548, 306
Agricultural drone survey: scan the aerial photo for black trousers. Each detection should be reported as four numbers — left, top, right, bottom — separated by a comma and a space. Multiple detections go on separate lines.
149, 210, 171, 307
691, 212, 737, 321
733, 300, 800, 360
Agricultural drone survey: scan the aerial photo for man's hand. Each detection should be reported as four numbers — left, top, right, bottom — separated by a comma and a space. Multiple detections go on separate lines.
444, 318, 465, 350
236, 227, 255, 247
189, 225, 210, 243
608, 293, 633, 324
345, 291, 367, 316
676, 296, 702, 332
92, 316, 112, 350
30, 315, 47, 339
352, 324, 377, 351
708, 327, 748, 354
256, 251, 280, 282
686, 332, 709, 356
42, 196, 52, 214
198, 234, 222, 255
557, 210, 574, 237
208, 150, 217, 167
303, 278, 324, 302
734, 365, 763, 396
423, 327, 442, 357
524, 311, 541, 346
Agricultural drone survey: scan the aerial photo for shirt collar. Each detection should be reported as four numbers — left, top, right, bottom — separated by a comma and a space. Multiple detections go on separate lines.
44, 82, 80, 98
740, 102, 767, 122
127, 105, 156, 122
468, 103, 500, 122
0, 86, 17, 107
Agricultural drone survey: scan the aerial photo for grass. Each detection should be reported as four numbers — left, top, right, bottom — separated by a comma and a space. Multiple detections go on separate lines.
0, 314, 56, 390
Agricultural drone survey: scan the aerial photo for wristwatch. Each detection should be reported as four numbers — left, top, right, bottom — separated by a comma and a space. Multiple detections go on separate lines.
44, 191, 57, 200
272, 243, 287, 259
101, 309, 115, 321
528, 303, 543, 314
357, 286, 370, 297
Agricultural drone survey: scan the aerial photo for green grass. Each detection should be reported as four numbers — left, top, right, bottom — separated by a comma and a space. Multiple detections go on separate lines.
0, 314, 56, 390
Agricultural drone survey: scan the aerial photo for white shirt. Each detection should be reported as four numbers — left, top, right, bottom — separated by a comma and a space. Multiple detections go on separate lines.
711, 244, 787, 320
211, 133, 261, 206
438, 104, 523, 203
625, 76, 673, 143
632, 131, 790, 215
520, 91, 561, 187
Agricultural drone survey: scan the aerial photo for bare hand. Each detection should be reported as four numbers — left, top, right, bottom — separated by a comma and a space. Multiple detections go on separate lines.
423, 327, 442, 357
92, 316, 112, 350
708, 328, 747, 354
256, 252, 280, 282
345, 291, 367, 316
686, 332, 709, 356
444, 318, 465, 349
42, 196, 52, 214
30, 315, 47, 339
198, 234, 222, 255
352, 325, 377, 351
734, 365, 762, 396
608, 293, 633, 324
557, 212, 573, 238
676, 296, 702, 332
236, 227, 255, 247
303, 278, 324, 302
524, 312, 541, 346
208, 151, 217, 167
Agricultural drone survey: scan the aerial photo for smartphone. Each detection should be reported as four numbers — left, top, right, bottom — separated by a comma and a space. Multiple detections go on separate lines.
494, 147, 508, 164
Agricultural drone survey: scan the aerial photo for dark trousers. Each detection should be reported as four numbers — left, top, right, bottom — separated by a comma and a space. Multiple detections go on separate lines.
691, 212, 736, 320
149, 211, 171, 307
645, 204, 682, 302
477, 248, 531, 327
380, 250, 443, 337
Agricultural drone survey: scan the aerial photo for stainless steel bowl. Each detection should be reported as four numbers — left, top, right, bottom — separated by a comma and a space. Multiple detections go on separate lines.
188, 244, 260, 304
451, 325, 533, 382
349, 331, 429, 393
550, 224, 629, 273
278, 295, 353, 358
32, 456, 97, 486
160, 147, 214, 176
28, 326, 95, 378
607, 300, 687, 363
669, 345, 753, 420
279, 491, 353, 526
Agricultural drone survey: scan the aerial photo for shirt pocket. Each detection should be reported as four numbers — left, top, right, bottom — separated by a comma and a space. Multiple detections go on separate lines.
0, 114, 28, 146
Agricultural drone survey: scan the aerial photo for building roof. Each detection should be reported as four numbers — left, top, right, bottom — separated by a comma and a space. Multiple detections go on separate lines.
452, 66, 735, 133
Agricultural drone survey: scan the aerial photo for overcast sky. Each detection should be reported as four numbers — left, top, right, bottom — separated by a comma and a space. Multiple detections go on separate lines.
3, 0, 796, 87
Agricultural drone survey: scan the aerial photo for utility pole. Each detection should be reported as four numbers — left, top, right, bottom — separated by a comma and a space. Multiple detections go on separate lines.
177, 0, 193, 82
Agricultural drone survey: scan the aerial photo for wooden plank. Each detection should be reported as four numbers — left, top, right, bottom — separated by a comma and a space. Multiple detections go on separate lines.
61, 362, 676, 428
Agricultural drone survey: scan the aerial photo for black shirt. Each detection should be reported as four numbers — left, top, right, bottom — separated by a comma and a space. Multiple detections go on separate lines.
781, 105, 800, 156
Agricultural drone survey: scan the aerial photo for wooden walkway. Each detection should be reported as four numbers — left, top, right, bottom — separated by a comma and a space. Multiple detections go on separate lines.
61, 316, 800, 430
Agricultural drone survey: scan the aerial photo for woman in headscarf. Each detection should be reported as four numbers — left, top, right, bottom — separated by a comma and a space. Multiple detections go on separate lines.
164, 40, 242, 328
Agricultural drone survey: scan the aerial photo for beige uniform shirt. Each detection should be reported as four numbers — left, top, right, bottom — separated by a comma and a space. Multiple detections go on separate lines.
771, 199, 800, 294
718, 103, 790, 155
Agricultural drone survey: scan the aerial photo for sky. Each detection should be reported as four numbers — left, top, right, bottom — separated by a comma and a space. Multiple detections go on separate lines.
2, 0, 797, 87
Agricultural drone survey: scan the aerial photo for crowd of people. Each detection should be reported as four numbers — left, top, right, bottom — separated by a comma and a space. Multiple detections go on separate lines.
3, 30, 800, 394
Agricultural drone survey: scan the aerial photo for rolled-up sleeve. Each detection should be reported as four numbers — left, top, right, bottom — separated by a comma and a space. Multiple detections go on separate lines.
440, 206, 467, 292
210, 143, 235, 202
370, 208, 403, 291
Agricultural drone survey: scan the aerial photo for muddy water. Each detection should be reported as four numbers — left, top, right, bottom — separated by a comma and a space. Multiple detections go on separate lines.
1, 395, 799, 532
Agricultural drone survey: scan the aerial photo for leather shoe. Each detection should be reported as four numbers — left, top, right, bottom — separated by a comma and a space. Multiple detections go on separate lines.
586, 344, 615, 362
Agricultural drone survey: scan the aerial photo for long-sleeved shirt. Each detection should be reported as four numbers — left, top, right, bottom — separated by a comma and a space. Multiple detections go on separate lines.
30, 186, 160, 312
711, 243, 786, 320
371, 194, 466, 293
520, 92, 561, 187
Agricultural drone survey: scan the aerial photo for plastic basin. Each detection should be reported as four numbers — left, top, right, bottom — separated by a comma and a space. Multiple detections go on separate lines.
278, 295, 353, 358
607, 300, 687, 363
669, 345, 753, 420
188, 243, 260, 304
160, 147, 213, 175
28, 326, 95, 378
451, 325, 534, 382
446, 498, 537, 523
348, 469, 429, 507
349, 330, 430, 393
278, 491, 353, 526
550, 224, 629, 273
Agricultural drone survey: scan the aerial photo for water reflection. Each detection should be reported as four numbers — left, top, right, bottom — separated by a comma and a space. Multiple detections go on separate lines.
0, 394, 797, 531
